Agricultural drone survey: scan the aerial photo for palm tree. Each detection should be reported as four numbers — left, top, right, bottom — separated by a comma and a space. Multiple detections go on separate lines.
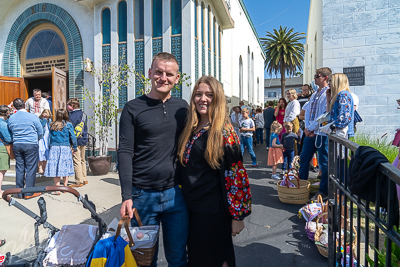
261, 26, 305, 98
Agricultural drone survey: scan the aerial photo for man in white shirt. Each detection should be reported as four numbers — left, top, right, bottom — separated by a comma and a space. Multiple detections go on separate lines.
299, 67, 332, 201
25, 89, 50, 117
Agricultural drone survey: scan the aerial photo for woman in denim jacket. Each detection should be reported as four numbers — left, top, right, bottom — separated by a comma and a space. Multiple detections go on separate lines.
44, 109, 77, 195
0, 105, 12, 195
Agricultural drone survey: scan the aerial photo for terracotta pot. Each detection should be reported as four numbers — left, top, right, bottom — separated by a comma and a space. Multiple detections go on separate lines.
87, 155, 112, 175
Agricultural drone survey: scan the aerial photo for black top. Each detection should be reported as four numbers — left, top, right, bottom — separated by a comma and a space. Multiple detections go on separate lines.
117, 95, 188, 201
297, 95, 309, 109
281, 132, 300, 150
181, 130, 222, 214
263, 107, 275, 129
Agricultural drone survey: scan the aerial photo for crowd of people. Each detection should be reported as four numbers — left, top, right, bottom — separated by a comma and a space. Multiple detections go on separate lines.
0, 90, 88, 198
0, 50, 358, 266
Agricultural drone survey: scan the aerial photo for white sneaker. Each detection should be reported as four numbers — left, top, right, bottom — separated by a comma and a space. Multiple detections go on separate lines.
271, 174, 280, 179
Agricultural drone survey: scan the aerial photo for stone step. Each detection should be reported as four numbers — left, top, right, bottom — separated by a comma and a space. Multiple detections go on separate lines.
4, 170, 52, 183
10, 160, 15, 171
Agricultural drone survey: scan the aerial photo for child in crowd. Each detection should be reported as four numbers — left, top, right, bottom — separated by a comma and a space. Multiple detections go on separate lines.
44, 109, 77, 195
281, 122, 300, 174
38, 109, 51, 174
239, 108, 258, 167
267, 121, 284, 179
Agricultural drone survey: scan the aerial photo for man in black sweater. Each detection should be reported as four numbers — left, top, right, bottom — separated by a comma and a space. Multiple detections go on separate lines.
118, 52, 188, 266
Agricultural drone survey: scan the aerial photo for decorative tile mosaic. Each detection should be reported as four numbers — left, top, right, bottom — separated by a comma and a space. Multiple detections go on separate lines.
135, 41, 145, 97
102, 44, 111, 98
118, 43, 127, 108
152, 38, 163, 57
219, 58, 221, 82
195, 38, 199, 82
208, 49, 211, 76
214, 54, 216, 78
4, 3, 84, 107
171, 35, 182, 98
202, 44, 205, 76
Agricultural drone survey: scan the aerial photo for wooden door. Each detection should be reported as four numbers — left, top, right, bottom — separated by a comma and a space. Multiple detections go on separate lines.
0, 76, 27, 105
52, 67, 67, 119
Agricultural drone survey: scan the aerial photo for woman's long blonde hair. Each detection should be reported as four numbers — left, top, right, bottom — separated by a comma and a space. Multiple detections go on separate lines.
178, 76, 231, 169
329, 73, 350, 110
50, 109, 68, 131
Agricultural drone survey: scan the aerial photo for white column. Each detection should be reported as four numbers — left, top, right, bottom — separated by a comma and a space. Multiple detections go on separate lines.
162, 0, 171, 52
181, 0, 192, 102
144, 0, 152, 75
126, 0, 135, 100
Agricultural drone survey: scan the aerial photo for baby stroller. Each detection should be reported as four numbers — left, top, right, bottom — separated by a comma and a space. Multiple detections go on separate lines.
1, 186, 107, 267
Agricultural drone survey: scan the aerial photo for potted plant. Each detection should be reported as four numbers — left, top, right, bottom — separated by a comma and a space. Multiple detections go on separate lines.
83, 58, 133, 175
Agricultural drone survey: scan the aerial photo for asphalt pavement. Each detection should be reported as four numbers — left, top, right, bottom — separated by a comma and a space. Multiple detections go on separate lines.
0, 143, 328, 266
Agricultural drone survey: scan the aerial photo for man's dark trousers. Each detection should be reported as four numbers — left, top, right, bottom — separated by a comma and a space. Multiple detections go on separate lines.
14, 143, 39, 197
265, 127, 271, 148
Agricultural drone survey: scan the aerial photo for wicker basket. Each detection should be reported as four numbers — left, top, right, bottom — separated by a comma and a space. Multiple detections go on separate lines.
305, 210, 327, 241
115, 209, 159, 266
314, 213, 329, 258
308, 178, 320, 195
314, 213, 357, 259
277, 168, 310, 205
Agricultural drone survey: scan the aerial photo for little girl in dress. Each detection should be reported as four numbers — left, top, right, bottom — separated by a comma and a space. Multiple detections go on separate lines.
267, 121, 284, 179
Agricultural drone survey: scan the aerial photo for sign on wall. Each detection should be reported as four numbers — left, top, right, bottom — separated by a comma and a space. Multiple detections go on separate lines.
343, 66, 365, 86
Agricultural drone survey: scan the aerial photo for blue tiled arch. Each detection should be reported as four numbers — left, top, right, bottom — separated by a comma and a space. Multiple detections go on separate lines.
4, 3, 84, 103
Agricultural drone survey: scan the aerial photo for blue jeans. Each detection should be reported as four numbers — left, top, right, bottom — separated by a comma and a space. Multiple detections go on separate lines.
299, 135, 328, 194
282, 149, 294, 171
255, 128, 263, 144
240, 136, 257, 165
265, 128, 271, 148
130, 185, 188, 267
13, 143, 39, 197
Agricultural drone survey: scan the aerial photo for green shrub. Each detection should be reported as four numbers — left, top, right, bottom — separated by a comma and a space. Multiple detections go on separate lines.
353, 133, 398, 163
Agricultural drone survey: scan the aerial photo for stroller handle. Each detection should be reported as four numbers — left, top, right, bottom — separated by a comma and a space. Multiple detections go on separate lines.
2, 186, 80, 202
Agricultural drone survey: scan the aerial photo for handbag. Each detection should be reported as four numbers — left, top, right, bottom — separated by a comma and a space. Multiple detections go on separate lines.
115, 209, 159, 266
0, 137, 15, 160
393, 129, 400, 147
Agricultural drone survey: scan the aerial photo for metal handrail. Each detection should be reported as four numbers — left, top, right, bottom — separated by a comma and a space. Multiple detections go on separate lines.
327, 133, 400, 267
87, 133, 96, 157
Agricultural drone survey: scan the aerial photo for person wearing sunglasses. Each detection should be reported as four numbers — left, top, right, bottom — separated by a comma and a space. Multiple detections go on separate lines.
299, 67, 332, 202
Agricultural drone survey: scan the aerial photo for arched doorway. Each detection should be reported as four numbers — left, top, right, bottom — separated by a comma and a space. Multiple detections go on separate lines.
20, 23, 68, 112
1, 3, 83, 111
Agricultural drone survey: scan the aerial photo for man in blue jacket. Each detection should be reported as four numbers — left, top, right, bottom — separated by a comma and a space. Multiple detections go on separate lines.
8, 98, 43, 199
67, 98, 88, 187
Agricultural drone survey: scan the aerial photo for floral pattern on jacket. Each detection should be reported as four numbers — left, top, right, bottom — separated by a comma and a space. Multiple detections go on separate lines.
222, 124, 252, 220
329, 91, 354, 136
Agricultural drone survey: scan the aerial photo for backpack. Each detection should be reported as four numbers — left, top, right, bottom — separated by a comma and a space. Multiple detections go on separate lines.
74, 113, 87, 138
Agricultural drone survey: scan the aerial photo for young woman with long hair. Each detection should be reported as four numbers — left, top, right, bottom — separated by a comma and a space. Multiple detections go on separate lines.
38, 109, 52, 174
326, 73, 354, 138
44, 109, 77, 194
177, 76, 252, 267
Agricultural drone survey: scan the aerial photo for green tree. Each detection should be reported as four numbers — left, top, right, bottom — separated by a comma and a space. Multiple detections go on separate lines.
261, 26, 305, 98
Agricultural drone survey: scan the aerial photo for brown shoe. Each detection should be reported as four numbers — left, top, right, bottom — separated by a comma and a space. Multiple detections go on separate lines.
83, 181, 88, 185
68, 183, 83, 188
24, 193, 42, 200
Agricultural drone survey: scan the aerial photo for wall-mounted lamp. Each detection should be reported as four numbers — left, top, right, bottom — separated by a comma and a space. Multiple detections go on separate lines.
84, 58, 93, 72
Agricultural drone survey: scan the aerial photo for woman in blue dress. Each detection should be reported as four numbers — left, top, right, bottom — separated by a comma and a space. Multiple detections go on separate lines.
44, 109, 77, 195
38, 109, 51, 174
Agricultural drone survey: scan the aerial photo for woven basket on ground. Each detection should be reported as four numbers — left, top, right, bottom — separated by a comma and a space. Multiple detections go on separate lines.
308, 178, 320, 195
314, 213, 357, 259
277, 168, 310, 205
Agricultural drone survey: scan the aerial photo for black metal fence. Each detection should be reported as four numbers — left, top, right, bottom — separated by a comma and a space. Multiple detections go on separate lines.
327, 133, 400, 266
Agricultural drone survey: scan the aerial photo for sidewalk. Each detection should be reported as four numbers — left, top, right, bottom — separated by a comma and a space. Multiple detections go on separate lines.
0, 144, 327, 266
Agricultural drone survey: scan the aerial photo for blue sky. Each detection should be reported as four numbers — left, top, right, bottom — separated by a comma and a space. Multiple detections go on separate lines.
242, 0, 311, 78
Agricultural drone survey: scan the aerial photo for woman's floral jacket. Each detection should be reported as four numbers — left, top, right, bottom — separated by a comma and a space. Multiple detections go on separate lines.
221, 124, 252, 220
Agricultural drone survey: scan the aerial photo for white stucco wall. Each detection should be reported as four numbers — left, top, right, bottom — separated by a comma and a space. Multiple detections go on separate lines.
322, 0, 400, 138
221, 0, 265, 107
304, 0, 323, 85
